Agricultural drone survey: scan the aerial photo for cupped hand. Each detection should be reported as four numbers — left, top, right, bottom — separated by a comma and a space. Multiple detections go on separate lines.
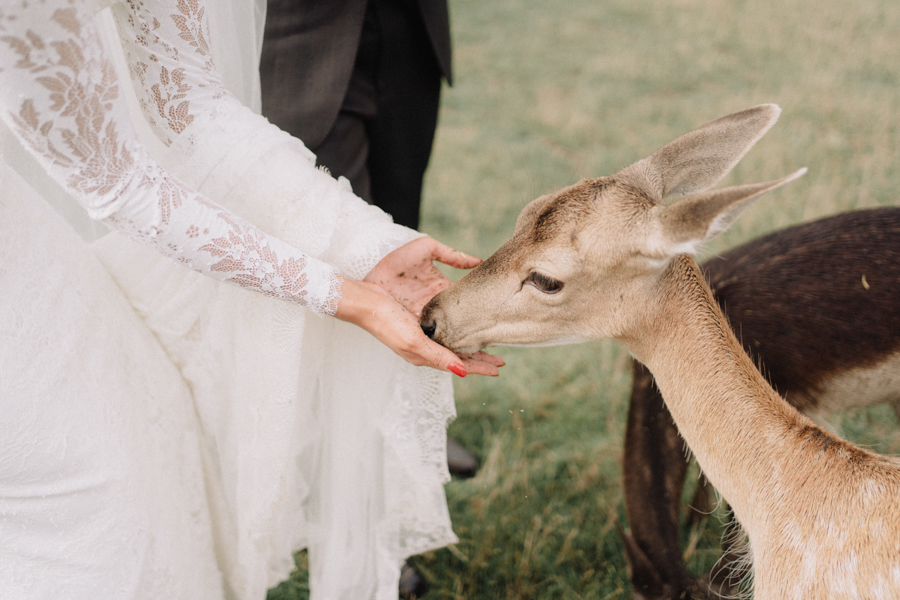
335, 279, 504, 376
363, 237, 481, 316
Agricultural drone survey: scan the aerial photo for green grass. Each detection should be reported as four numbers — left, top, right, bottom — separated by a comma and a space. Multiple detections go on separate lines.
268, 0, 900, 597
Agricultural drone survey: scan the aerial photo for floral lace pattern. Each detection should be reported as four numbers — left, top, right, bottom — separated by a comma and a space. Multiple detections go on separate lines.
151, 65, 194, 134
171, 0, 210, 54
200, 212, 310, 305
116, 0, 221, 145
0, 0, 341, 314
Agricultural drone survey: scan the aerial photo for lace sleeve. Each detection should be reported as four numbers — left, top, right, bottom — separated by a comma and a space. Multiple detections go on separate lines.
107, 0, 423, 280
0, 1, 342, 314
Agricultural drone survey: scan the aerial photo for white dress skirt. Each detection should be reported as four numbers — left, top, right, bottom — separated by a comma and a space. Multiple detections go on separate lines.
0, 159, 221, 599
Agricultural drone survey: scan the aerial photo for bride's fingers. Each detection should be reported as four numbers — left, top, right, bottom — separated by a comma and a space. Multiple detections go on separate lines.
409, 335, 502, 377
456, 355, 502, 377
425, 238, 482, 270
458, 351, 505, 367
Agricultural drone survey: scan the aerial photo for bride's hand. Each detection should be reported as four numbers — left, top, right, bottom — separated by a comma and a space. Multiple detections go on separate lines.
363, 237, 478, 317
363, 237, 504, 375
335, 279, 504, 376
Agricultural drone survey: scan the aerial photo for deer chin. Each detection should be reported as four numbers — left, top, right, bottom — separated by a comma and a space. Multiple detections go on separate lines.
434, 331, 489, 355
439, 332, 593, 354
493, 334, 595, 349
447, 343, 484, 354
430, 329, 485, 354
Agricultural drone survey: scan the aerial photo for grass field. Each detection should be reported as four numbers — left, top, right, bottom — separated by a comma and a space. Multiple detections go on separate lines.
269, 0, 900, 598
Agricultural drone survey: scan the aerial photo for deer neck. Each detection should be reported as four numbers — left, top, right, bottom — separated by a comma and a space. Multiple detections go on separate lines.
621, 254, 808, 526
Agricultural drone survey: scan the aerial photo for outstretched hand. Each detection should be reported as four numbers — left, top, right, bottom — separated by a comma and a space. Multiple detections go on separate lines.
334, 237, 504, 376
363, 237, 479, 317
335, 279, 504, 376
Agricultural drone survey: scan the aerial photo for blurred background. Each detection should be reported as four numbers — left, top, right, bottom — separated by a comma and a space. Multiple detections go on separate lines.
271, 0, 900, 597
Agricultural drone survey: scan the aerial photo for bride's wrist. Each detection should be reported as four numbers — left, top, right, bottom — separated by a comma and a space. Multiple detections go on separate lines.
333, 279, 365, 324
333, 279, 388, 328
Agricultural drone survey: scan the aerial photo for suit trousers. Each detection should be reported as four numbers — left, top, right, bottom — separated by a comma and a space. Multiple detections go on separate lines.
266, 0, 443, 230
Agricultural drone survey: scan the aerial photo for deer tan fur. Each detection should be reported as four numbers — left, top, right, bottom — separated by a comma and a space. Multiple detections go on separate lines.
420, 105, 900, 599
624, 207, 900, 600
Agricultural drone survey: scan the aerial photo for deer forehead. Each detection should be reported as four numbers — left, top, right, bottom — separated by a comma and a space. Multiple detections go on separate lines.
514, 178, 660, 265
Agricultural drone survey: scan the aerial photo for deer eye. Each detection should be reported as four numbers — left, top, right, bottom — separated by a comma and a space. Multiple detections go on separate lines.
527, 271, 563, 294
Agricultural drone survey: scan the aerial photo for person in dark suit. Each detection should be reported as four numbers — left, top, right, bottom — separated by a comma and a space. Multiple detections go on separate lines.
259, 0, 451, 230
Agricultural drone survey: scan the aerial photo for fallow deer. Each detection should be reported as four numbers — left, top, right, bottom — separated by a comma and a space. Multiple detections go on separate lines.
420, 105, 900, 599
622, 207, 900, 600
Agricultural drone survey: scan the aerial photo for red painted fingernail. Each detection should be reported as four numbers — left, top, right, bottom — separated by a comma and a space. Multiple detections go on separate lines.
449, 363, 467, 378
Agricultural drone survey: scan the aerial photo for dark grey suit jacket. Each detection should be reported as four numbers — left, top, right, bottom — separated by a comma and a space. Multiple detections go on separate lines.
260, 0, 451, 149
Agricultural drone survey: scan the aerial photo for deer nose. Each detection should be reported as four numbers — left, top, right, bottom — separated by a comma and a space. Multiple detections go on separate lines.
420, 318, 437, 340
420, 297, 443, 340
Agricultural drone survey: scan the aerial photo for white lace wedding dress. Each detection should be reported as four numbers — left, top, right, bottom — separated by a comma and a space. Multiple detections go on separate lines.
0, 1, 457, 599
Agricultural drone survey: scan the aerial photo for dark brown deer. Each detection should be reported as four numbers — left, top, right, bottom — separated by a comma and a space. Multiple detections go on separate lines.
622, 207, 900, 599
420, 105, 900, 599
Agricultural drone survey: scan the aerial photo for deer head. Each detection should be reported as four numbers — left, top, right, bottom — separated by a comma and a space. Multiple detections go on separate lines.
420, 104, 805, 352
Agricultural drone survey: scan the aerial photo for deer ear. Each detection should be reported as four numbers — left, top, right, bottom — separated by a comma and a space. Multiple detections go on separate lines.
651, 169, 807, 256
619, 104, 782, 201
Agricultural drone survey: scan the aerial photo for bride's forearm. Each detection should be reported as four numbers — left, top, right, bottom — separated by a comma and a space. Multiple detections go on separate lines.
0, 1, 343, 314
109, 0, 422, 278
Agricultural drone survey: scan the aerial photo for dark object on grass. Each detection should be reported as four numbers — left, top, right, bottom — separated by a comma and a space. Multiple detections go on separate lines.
447, 438, 479, 478
399, 562, 428, 599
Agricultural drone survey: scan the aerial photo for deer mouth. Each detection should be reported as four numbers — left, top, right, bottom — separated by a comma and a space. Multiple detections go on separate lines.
419, 317, 484, 354
419, 301, 488, 354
